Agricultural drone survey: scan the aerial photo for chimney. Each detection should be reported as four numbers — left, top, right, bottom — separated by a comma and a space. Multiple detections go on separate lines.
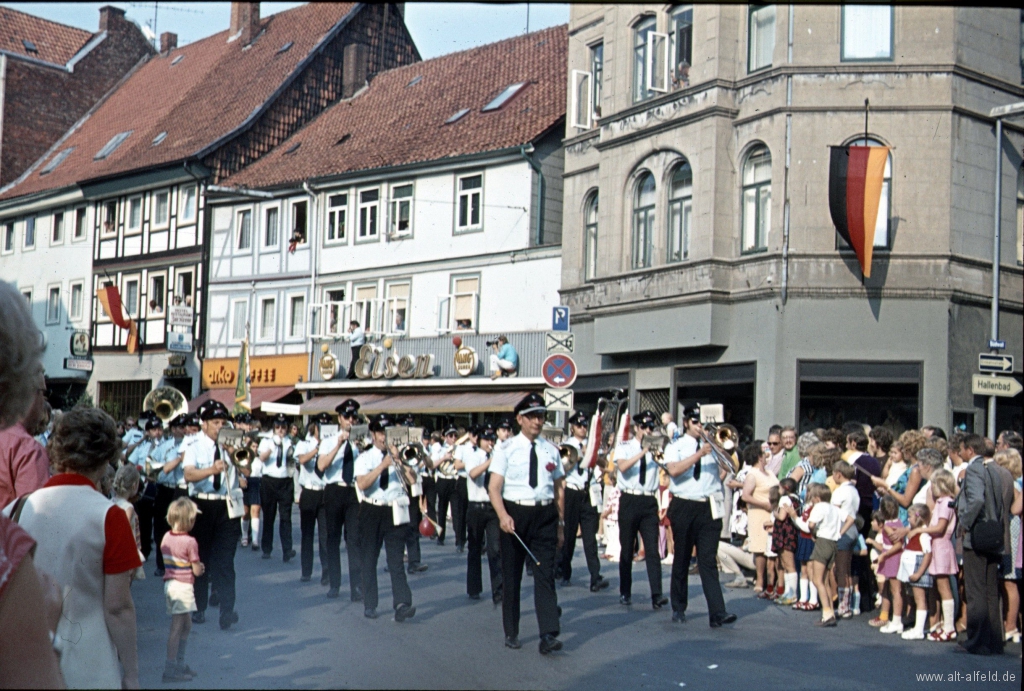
160, 32, 178, 54
98, 5, 125, 32
342, 43, 368, 98
230, 2, 261, 46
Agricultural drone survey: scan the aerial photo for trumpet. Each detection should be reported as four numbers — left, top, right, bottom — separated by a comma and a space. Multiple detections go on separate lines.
143, 453, 164, 482
231, 447, 253, 469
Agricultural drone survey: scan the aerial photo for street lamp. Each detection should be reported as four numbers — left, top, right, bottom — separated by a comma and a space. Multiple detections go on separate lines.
985, 101, 1024, 438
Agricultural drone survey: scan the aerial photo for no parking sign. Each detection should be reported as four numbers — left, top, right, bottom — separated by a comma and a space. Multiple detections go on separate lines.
542, 354, 576, 388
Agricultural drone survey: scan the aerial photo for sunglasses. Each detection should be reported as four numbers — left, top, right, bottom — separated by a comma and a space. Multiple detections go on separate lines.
640, 423, 657, 430
340, 413, 357, 419
767, 441, 781, 447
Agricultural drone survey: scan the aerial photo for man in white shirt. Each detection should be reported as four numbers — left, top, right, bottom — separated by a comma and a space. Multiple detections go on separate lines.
355, 413, 417, 622
829, 460, 860, 618
556, 411, 608, 593
297, 414, 330, 584
258, 413, 296, 562
464, 425, 501, 603
432, 426, 460, 547
345, 321, 366, 379
317, 399, 364, 600
489, 393, 565, 655
614, 410, 668, 610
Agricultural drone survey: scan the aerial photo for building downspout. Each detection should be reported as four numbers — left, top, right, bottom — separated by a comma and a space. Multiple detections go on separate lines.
518, 144, 544, 245
303, 181, 319, 388
185, 162, 210, 376
781, 4, 793, 306
988, 117, 1002, 439
0, 55, 7, 181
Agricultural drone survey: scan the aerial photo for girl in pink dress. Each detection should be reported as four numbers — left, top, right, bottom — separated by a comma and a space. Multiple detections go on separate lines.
867, 495, 903, 628
912, 469, 957, 641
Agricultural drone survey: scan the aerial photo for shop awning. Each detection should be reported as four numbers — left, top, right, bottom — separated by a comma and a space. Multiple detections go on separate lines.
300, 391, 533, 415
188, 386, 297, 413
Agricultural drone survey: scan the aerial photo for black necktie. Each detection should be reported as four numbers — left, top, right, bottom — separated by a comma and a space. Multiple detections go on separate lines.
213, 444, 222, 491
693, 439, 702, 480
529, 442, 538, 488
484, 452, 492, 490
276, 443, 282, 468
639, 450, 647, 486
342, 442, 354, 484
379, 452, 389, 490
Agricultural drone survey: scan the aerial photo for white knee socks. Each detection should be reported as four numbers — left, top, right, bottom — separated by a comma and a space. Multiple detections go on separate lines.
799, 576, 810, 602
252, 517, 261, 545
911, 610, 927, 635
941, 599, 955, 633
784, 572, 798, 599
808, 582, 819, 605
242, 518, 250, 539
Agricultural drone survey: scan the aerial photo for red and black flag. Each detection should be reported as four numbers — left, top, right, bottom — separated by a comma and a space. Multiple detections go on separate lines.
828, 145, 889, 278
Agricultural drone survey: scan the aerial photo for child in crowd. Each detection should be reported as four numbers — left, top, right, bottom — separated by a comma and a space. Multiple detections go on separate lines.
161, 497, 205, 683
112, 464, 146, 582
601, 483, 621, 562
869, 496, 904, 629
896, 504, 933, 640
793, 491, 819, 611
773, 478, 801, 606
786, 483, 843, 627
910, 470, 958, 641
657, 470, 673, 564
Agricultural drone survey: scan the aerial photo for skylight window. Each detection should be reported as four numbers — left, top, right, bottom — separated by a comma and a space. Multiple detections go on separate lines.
152, 132, 167, 146
445, 108, 470, 125
171, 54, 184, 66
40, 148, 74, 176
283, 142, 301, 155
407, 75, 422, 87
278, 41, 293, 54
334, 134, 352, 146
481, 82, 527, 112
94, 131, 132, 160
22, 39, 38, 53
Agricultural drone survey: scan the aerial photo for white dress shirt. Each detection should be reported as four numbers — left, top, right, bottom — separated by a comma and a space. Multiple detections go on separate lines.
563, 436, 591, 491
296, 435, 325, 490
259, 436, 293, 479
490, 433, 564, 503
182, 433, 240, 497
461, 446, 491, 503
614, 438, 659, 494
664, 433, 723, 500
792, 501, 843, 541
317, 433, 359, 486
432, 442, 457, 479
355, 446, 407, 505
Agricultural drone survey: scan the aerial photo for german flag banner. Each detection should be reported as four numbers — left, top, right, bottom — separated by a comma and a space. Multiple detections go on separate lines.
96, 285, 138, 354
828, 145, 889, 278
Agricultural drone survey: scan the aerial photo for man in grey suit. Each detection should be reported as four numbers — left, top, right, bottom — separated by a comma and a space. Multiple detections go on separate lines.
957, 434, 1013, 655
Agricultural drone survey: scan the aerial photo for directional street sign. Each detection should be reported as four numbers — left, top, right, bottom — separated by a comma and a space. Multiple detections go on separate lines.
546, 332, 574, 355
552, 306, 570, 332
972, 375, 1023, 398
544, 388, 574, 412
542, 354, 577, 388
988, 339, 1006, 350
978, 353, 1014, 374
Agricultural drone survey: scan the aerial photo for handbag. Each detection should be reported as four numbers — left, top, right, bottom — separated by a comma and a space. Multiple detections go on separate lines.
970, 462, 1004, 555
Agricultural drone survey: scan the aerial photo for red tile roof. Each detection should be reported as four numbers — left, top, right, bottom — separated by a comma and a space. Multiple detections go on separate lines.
224, 24, 567, 190
1, 2, 359, 201
0, 5, 93, 66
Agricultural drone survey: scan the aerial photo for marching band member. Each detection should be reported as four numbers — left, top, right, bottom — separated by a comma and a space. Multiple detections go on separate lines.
317, 399, 364, 600
122, 414, 147, 460
663, 405, 737, 627
171, 414, 202, 500
432, 426, 460, 547
465, 425, 502, 604
614, 410, 668, 609
127, 416, 163, 562
453, 426, 477, 553
153, 415, 188, 577
421, 428, 439, 534
557, 412, 609, 593
489, 393, 565, 654
355, 413, 417, 622
237, 413, 262, 551
496, 418, 515, 449
182, 401, 248, 629
297, 414, 330, 584
397, 414, 429, 575
257, 414, 296, 562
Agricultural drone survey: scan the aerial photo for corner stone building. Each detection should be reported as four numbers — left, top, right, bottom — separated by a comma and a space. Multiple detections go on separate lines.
561, 5, 1023, 438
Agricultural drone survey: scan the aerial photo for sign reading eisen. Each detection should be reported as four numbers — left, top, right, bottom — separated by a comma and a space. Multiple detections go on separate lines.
353, 344, 435, 380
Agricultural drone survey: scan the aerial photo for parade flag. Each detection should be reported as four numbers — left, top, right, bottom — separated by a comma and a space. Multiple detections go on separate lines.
616, 407, 631, 443
828, 145, 889, 278
233, 332, 251, 414
96, 285, 138, 354
583, 410, 602, 469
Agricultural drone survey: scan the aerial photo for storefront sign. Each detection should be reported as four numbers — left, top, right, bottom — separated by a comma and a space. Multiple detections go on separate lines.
64, 357, 93, 372
164, 366, 189, 378
453, 346, 478, 377
202, 353, 309, 389
167, 305, 194, 327
320, 352, 339, 380
168, 354, 187, 367
167, 331, 193, 353
69, 331, 90, 358
353, 344, 434, 380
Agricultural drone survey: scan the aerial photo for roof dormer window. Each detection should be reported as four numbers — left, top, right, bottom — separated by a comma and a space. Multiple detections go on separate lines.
152, 132, 167, 146
40, 148, 74, 176
22, 39, 38, 53
94, 131, 132, 160
445, 108, 470, 124
481, 82, 527, 112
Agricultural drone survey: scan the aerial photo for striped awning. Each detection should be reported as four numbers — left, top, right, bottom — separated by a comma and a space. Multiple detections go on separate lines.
299, 390, 533, 415
188, 386, 296, 413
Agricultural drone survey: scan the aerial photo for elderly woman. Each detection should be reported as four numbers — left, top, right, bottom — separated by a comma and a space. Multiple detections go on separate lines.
872, 430, 928, 525
911, 448, 947, 507
10, 408, 142, 688
786, 432, 820, 500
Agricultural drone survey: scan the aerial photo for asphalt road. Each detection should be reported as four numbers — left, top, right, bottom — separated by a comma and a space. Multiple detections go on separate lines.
133, 506, 1022, 690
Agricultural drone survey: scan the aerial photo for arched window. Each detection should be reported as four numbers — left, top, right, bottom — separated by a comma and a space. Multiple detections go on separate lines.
846, 137, 892, 249
632, 173, 656, 268
667, 162, 692, 262
741, 146, 771, 252
584, 192, 599, 280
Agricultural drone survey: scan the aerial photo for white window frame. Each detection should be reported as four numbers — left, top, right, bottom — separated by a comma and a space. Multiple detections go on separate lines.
174, 269, 194, 308
148, 271, 167, 317
747, 5, 776, 74
632, 173, 656, 269
286, 293, 306, 340
388, 183, 414, 238
841, 5, 894, 62
570, 69, 592, 130
153, 189, 171, 228
384, 280, 410, 335
667, 162, 693, 263
179, 185, 198, 224
455, 172, 483, 233
356, 188, 380, 243
646, 31, 669, 93
94, 280, 112, 323
325, 193, 349, 245
263, 205, 280, 249
2, 222, 15, 254
236, 209, 253, 252
126, 196, 143, 235
258, 296, 277, 342
590, 42, 603, 120
290, 200, 309, 245
353, 283, 379, 333
20, 287, 33, 305
322, 286, 348, 337
73, 207, 87, 242
584, 192, 599, 281
69, 280, 85, 322
670, 5, 694, 84
440, 273, 481, 333
101, 200, 118, 238
23, 217, 36, 251
45, 284, 61, 325
741, 146, 772, 253
122, 275, 141, 319
51, 211, 65, 245
230, 298, 249, 343
633, 16, 656, 103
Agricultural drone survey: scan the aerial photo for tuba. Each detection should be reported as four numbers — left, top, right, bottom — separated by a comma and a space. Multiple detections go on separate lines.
558, 443, 580, 473
143, 386, 188, 424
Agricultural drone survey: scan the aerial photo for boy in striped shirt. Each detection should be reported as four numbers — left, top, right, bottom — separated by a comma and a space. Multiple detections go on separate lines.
160, 498, 205, 682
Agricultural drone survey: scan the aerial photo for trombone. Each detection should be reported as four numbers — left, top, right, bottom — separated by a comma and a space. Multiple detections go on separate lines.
698, 423, 740, 475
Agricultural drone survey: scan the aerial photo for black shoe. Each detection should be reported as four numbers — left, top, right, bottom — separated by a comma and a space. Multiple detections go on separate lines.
395, 603, 416, 622
469, 593, 481, 600
352, 588, 363, 602
456, 545, 464, 553
672, 611, 686, 623
619, 595, 632, 606
408, 563, 428, 574
209, 592, 219, 607
283, 550, 296, 562
326, 587, 339, 599
219, 611, 238, 630
559, 578, 571, 587
652, 595, 668, 610
364, 608, 378, 619
191, 610, 205, 624
504, 636, 521, 649
590, 578, 610, 592
321, 574, 330, 586
436, 539, 445, 547
262, 552, 272, 560
710, 612, 737, 628
814, 616, 837, 628
300, 575, 311, 582
251, 543, 259, 551
538, 634, 563, 655
493, 596, 503, 607
154, 568, 165, 578
557, 606, 562, 617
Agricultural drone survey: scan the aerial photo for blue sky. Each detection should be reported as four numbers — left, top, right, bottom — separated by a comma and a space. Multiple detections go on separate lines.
2, 2, 569, 59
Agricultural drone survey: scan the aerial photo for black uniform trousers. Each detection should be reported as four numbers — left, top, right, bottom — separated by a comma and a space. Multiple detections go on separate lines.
558, 486, 602, 585
359, 503, 413, 611
299, 487, 328, 579
617, 493, 663, 599
667, 497, 726, 620
153, 484, 177, 571
422, 473, 438, 527
434, 477, 459, 544
962, 548, 1005, 655
134, 482, 156, 560
324, 484, 362, 595
466, 501, 502, 600
190, 497, 241, 615
260, 476, 294, 557
405, 496, 423, 567
455, 476, 469, 547
500, 501, 559, 640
